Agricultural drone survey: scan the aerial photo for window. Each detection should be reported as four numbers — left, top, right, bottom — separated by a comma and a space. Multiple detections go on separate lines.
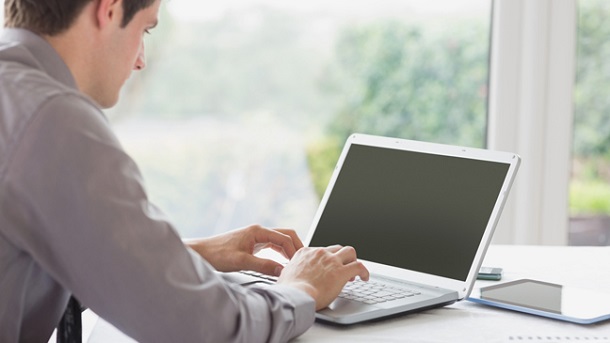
109, 0, 492, 239
0, 1, 493, 239
569, 0, 610, 245
5, 1, 606, 246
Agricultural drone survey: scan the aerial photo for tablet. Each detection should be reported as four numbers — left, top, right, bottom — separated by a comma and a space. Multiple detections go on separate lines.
467, 279, 610, 324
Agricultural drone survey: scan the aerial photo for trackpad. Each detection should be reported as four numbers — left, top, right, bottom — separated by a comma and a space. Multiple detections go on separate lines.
320, 298, 374, 316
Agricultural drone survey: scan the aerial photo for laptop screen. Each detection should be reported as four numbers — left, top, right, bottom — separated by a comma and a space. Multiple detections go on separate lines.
308, 143, 510, 282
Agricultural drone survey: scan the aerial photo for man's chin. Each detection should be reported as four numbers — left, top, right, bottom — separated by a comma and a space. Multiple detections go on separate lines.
96, 95, 120, 110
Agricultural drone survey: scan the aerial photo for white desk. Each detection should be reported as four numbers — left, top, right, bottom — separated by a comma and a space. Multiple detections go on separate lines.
87, 245, 610, 342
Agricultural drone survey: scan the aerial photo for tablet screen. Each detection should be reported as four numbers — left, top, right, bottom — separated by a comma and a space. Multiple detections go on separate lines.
478, 279, 610, 322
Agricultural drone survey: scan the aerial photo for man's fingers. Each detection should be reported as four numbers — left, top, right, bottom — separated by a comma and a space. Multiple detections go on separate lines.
333, 246, 368, 281
254, 228, 302, 259
335, 245, 358, 264
323, 245, 343, 253
343, 260, 370, 281
274, 228, 305, 250
244, 255, 284, 277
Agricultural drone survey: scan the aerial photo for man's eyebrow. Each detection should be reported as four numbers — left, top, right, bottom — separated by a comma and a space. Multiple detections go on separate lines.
149, 19, 159, 29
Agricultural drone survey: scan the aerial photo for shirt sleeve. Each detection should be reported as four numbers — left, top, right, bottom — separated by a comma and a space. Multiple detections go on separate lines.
3, 93, 315, 342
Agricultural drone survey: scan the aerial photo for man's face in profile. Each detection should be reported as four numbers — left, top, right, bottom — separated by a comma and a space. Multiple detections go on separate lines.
94, 0, 160, 108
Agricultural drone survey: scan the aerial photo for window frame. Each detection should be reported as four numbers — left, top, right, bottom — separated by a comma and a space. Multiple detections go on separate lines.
488, 0, 576, 245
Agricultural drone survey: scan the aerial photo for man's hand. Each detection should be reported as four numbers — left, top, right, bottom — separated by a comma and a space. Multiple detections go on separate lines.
185, 224, 303, 276
277, 245, 370, 311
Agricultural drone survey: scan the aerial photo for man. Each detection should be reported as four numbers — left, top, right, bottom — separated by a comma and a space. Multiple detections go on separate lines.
0, 0, 369, 342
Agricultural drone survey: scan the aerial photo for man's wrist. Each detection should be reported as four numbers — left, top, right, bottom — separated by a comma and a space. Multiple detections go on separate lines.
277, 280, 318, 303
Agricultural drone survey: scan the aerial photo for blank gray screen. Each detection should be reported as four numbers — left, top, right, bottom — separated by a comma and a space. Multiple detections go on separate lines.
309, 144, 510, 281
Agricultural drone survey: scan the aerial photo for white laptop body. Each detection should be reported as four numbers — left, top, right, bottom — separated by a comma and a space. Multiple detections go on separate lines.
230, 133, 520, 325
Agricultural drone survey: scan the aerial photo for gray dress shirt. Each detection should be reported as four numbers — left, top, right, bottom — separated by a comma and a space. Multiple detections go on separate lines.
0, 29, 315, 343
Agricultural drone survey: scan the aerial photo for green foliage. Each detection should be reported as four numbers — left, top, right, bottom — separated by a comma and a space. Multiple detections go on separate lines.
305, 137, 343, 198
570, 179, 610, 215
106, 3, 610, 218
322, 20, 488, 147
574, 0, 610, 159
307, 19, 489, 198
570, 0, 610, 215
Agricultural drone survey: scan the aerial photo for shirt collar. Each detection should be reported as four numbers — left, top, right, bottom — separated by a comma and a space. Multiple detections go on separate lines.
0, 28, 78, 90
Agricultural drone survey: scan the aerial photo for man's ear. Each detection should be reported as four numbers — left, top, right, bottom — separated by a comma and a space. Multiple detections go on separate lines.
95, 0, 122, 29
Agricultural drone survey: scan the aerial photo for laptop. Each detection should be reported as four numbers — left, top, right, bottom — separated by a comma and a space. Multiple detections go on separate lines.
227, 133, 521, 325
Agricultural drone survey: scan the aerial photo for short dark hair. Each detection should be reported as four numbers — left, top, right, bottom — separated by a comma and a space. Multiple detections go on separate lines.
4, 0, 157, 36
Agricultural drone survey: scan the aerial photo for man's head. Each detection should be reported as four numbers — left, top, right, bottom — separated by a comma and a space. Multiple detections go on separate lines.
4, 0, 160, 108
4, 0, 156, 36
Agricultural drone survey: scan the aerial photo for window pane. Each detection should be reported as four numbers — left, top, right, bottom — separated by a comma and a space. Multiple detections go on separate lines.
570, 0, 610, 245
1, 1, 492, 238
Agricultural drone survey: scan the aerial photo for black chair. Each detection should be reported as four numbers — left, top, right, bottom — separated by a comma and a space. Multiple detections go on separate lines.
57, 296, 83, 343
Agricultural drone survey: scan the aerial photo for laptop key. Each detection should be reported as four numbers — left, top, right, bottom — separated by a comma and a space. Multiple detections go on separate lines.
337, 279, 421, 304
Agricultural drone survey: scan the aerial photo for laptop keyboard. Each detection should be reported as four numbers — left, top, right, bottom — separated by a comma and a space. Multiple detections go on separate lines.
339, 279, 421, 304
239, 271, 421, 305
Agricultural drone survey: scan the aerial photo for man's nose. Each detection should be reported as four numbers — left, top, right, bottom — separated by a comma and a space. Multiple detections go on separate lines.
134, 41, 146, 71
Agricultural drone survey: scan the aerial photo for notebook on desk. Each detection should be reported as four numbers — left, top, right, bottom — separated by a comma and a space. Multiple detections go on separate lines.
228, 133, 521, 325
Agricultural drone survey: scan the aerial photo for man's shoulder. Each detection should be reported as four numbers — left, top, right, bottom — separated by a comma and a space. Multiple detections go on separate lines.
1, 59, 80, 104
0, 53, 100, 123
0, 53, 107, 173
